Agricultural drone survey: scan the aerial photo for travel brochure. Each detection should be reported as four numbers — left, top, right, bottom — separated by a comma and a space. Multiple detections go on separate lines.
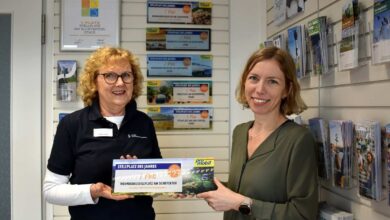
308, 16, 329, 75
147, 54, 212, 77
147, 107, 213, 131
57, 60, 77, 102
273, 0, 306, 25
372, 0, 390, 64
112, 158, 217, 196
308, 118, 331, 180
287, 25, 306, 78
384, 124, 390, 205
319, 202, 353, 220
147, 1, 212, 25
286, 0, 306, 19
339, 0, 359, 71
355, 121, 383, 201
147, 80, 212, 105
146, 28, 211, 51
329, 120, 353, 189
274, 0, 286, 25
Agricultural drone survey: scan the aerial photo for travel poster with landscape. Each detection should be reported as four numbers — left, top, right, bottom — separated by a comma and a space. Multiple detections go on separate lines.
112, 158, 217, 196
147, 80, 212, 105
147, 107, 213, 131
147, 1, 212, 25
146, 27, 211, 51
147, 54, 212, 77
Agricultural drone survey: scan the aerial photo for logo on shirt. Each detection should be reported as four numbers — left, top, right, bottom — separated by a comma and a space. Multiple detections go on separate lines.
128, 134, 148, 139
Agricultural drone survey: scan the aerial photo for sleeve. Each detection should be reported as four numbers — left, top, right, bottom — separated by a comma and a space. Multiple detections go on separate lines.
43, 169, 97, 206
47, 117, 76, 175
250, 130, 319, 220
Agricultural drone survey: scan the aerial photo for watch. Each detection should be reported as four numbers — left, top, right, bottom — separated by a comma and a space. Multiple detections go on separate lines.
238, 197, 252, 215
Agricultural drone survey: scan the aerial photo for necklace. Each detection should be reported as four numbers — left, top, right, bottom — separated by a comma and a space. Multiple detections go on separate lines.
248, 127, 263, 140
248, 118, 288, 141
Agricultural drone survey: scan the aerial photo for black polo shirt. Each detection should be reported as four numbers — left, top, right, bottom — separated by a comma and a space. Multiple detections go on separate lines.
47, 99, 162, 220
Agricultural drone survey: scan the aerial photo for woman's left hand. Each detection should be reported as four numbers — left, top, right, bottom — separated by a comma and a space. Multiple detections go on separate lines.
197, 178, 246, 211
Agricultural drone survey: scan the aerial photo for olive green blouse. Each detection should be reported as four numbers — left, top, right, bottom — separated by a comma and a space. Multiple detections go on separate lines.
224, 120, 318, 220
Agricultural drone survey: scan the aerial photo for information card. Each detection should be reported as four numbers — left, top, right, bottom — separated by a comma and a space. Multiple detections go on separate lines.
112, 158, 216, 195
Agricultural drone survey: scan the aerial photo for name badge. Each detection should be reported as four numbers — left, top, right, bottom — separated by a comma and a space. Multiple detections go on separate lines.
93, 128, 113, 137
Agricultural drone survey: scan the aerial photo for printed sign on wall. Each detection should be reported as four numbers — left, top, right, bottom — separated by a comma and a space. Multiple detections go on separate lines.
146, 28, 211, 51
147, 1, 212, 25
147, 54, 212, 77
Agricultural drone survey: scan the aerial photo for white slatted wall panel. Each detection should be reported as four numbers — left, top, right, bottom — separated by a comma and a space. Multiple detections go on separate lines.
46, 0, 229, 219
267, 0, 390, 219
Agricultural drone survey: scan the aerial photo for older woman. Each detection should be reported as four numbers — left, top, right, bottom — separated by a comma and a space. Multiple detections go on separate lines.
198, 47, 318, 220
43, 47, 161, 220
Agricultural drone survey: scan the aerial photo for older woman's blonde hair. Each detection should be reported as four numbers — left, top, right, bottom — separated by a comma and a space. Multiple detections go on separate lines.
235, 46, 307, 115
78, 47, 143, 106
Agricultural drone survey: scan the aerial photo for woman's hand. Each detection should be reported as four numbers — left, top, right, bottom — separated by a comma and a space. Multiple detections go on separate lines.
120, 154, 137, 159
197, 178, 246, 211
90, 154, 138, 201
90, 182, 134, 201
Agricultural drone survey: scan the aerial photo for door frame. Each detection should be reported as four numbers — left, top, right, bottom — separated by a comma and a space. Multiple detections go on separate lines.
0, 0, 42, 219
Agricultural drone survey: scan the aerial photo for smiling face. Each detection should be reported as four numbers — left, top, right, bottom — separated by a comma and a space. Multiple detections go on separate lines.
96, 58, 133, 116
244, 59, 287, 117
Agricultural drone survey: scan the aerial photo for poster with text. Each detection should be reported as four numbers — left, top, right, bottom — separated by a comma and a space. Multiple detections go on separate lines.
112, 158, 216, 195
61, 0, 120, 51
147, 54, 212, 77
147, 1, 212, 25
147, 80, 212, 104
146, 28, 211, 51
147, 107, 213, 130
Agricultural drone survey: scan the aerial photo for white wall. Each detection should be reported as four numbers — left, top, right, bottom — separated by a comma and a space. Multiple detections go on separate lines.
0, 0, 42, 219
229, 0, 267, 134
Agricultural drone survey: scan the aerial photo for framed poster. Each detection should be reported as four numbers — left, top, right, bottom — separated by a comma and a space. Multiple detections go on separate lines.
61, 0, 120, 51
147, 80, 212, 104
147, 54, 213, 77
146, 28, 211, 51
147, 1, 212, 25
147, 107, 213, 130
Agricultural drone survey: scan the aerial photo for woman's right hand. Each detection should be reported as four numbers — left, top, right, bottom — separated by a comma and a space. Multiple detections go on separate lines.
88, 154, 139, 201
90, 182, 134, 201
90, 155, 138, 201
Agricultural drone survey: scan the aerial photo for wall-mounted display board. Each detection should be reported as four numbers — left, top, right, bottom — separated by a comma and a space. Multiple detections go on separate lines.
147, 80, 212, 104
147, 1, 212, 25
147, 107, 213, 130
147, 54, 212, 77
61, 0, 120, 51
146, 28, 211, 51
